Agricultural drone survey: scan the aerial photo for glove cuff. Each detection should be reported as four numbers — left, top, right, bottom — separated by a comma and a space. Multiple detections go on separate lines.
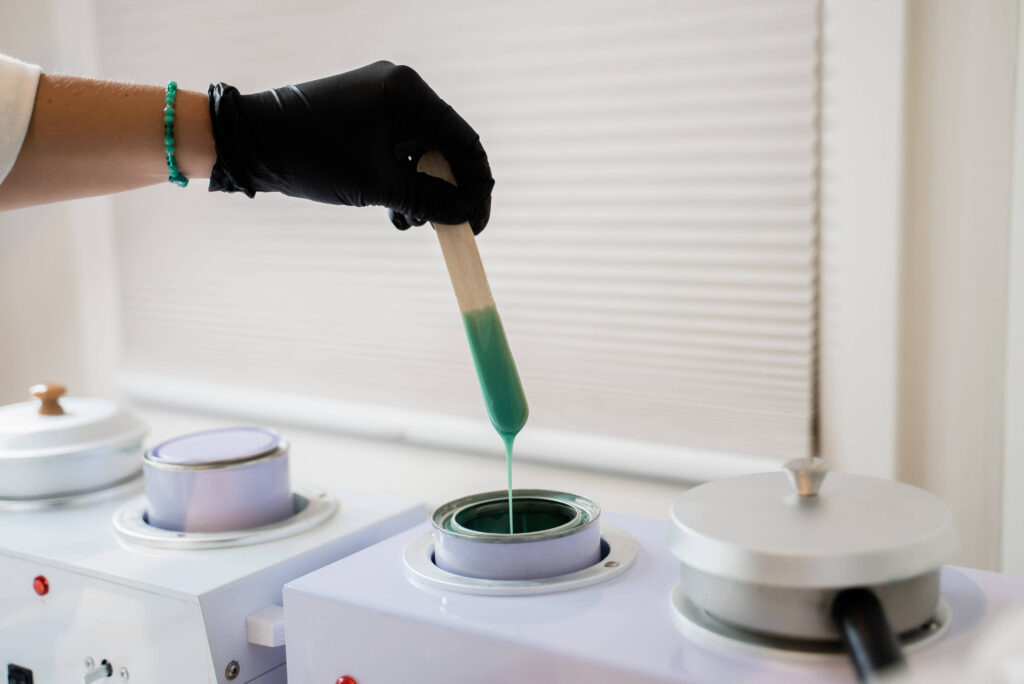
207, 82, 257, 198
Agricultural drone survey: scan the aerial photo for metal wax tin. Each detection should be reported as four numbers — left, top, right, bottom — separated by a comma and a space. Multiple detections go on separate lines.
431, 490, 602, 580
668, 458, 957, 641
143, 427, 293, 532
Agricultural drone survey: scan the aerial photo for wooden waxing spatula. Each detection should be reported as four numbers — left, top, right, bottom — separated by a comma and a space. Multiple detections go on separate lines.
416, 150, 529, 457
416, 151, 495, 312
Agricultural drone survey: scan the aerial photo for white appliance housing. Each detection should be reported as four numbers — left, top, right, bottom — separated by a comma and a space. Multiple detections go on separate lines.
0, 483, 424, 683
283, 512, 1024, 683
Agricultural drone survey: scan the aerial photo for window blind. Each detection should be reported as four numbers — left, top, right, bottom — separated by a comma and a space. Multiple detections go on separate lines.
96, 0, 820, 469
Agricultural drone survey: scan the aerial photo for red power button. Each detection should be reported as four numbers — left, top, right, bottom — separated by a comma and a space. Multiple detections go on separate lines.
33, 575, 49, 596
336, 677, 358, 684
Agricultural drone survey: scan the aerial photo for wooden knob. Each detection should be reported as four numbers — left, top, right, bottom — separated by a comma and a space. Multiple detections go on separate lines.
30, 383, 66, 416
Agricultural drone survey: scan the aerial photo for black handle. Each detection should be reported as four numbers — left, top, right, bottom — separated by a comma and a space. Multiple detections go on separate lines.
831, 588, 906, 682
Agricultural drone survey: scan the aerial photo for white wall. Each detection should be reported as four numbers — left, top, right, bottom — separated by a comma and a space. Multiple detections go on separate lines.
1003, 0, 1024, 576
819, 0, 1022, 571
0, 0, 119, 404
0, 201, 85, 403
899, 0, 1018, 570
0, 2, 87, 404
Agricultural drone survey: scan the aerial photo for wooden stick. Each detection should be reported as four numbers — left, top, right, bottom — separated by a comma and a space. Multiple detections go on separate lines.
416, 151, 495, 312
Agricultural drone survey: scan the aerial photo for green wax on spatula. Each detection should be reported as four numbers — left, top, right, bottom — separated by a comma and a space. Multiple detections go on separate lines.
462, 305, 529, 533
415, 151, 529, 536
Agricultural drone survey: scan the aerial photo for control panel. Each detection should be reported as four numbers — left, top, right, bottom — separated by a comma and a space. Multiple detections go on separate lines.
0, 555, 212, 682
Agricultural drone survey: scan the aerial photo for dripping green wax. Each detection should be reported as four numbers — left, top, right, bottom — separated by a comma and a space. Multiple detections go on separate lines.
461, 306, 529, 533
503, 434, 515, 532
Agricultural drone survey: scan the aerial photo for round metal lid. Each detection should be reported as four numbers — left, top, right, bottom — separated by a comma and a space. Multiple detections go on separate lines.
0, 384, 146, 458
146, 426, 282, 468
668, 458, 958, 588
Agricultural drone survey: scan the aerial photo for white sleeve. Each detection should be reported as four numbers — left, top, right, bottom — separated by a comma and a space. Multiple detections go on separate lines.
0, 54, 42, 185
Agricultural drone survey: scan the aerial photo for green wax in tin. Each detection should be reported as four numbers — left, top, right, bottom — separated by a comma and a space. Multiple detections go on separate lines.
461, 306, 529, 534
454, 498, 576, 534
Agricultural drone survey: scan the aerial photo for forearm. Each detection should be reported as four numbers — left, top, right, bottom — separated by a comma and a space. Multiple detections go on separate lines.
0, 74, 214, 211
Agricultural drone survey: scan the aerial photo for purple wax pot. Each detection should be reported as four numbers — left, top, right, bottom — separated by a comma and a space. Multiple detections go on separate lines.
143, 427, 293, 532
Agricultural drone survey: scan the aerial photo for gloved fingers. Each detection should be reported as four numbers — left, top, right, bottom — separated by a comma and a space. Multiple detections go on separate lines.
449, 151, 494, 234
392, 142, 488, 233
429, 108, 494, 234
392, 172, 474, 228
388, 209, 427, 231
387, 70, 494, 233
388, 209, 411, 230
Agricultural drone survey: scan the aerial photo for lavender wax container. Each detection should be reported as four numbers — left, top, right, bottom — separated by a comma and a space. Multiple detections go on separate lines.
143, 426, 293, 532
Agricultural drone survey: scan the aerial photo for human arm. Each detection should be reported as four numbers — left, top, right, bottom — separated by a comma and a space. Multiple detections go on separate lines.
0, 61, 494, 232
0, 74, 214, 211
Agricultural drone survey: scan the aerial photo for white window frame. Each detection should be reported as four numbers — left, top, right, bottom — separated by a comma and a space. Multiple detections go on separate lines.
818, 0, 906, 479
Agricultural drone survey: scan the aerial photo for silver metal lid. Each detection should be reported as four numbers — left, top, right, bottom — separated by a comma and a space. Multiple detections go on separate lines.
668, 460, 958, 587
144, 426, 283, 470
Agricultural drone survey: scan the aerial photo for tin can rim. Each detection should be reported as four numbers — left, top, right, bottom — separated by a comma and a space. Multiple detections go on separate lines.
432, 489, 601, 544
143, 439, 290, 472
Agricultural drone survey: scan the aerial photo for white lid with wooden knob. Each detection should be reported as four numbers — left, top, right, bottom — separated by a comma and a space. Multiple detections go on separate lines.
0, 384, 147, 500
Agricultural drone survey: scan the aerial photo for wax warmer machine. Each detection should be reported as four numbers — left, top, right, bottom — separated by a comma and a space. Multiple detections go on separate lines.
0, 385, 425, 684
283, 475, 1024, 683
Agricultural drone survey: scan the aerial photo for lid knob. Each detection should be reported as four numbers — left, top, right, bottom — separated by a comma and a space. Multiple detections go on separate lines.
30, 383, 67, 416
783, 457, 829, 497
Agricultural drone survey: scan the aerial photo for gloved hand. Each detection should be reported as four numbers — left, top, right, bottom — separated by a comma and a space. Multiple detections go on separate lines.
207, 61, 493, 234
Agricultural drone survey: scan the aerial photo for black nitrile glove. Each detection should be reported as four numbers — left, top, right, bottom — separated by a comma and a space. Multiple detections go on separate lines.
207, 61, 493, 234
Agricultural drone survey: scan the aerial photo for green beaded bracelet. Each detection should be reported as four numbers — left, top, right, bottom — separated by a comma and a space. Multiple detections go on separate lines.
164, 81, 188, 187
